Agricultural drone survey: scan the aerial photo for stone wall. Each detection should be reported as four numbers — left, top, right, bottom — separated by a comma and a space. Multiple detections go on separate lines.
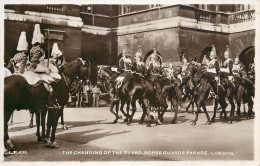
4, 20, 82, 64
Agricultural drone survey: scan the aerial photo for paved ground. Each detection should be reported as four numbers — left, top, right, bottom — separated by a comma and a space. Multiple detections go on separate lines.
4, 105, 254, 161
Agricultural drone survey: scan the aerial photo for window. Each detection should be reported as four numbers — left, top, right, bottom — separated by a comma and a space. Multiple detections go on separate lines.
150, 4, 161, 8
198, 4, 212, 11
82, 5, 93, 13
121, 4, 130, 14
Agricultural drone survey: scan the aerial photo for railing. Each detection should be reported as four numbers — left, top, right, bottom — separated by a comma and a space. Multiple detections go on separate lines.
46, 5, 64, 14
198, 10, 211, 22
234, 10, 255, 23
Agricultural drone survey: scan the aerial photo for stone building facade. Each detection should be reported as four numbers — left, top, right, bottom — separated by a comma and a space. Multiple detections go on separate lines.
4, 4, 255, 81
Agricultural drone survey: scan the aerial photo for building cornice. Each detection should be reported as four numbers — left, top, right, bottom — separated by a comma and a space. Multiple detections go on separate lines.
5, 10, 83, 28
5, 9, 255, 35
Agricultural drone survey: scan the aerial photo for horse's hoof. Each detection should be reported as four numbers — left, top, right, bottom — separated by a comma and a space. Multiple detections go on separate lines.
5, 139, 15, 151
29, 123, 33, 128
63, 124, 68, 130
50, 141, 59, 148
45, 138, 52, 147
113, 120, 118, 124
192, 112, 195, 115
170, 120, 176, 124
156, 120, 162, 125
210, 118, 215, 122
150, 115, 154, 120
118, 115, 123, 119
139, 121, 144, 124
123, 118, 128, 123
4, 148, 11, 157
160, 118, 164, 122
37, 137, 43, 143
206, 121, 211, 125
191, 122, 196, 126
147, 123, 152, 127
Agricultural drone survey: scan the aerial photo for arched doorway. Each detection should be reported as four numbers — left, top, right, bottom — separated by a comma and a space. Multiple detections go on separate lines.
144, 50, 163, 68
239, 46, 254, 72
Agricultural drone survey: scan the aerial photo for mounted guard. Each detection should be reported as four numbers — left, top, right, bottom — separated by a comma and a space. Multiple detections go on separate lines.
133, 46, 145, 74
11, 31, 29, 74
220, 45, 233, 81
23, 24, 61, 108
202, 45, 220, 98
148, 48, 161, 75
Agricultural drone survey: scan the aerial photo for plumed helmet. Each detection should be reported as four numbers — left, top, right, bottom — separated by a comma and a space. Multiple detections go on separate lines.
17, 31, 28, 51
32, 24, 44, 45
224, 45, 230, 57
51, 43, 62, 59
151, 48, 158, 60
210, 45, 216, 58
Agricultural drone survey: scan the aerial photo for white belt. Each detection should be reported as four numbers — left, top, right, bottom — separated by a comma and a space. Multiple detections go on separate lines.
207, 68, 216, 74
220, 68, 229, 73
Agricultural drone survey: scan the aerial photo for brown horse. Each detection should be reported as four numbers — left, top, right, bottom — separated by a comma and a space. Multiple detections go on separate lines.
4, 58, 87, 151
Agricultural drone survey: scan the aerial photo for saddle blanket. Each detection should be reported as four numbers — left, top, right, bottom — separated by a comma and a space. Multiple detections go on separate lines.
115, 76, 125, 88
4, 68, 12, 77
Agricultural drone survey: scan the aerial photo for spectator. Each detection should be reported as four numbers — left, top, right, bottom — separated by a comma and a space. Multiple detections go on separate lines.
92, 84, 101, 107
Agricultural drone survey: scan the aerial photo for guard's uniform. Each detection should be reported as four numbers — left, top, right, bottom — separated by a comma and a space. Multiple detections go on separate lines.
13, 52, 28, 74
222, 58, 233, 75
203, 58, 220, 95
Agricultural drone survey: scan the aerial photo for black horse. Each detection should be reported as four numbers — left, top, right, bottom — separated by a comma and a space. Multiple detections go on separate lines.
185, 62, 235, 125
148, 73, 183, 124
4, 58, 87, 150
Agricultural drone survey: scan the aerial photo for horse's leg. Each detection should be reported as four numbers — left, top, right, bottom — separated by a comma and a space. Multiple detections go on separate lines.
109, 100, 118, 123
237, 100, 241, 116
29, 111, 34, 128
113, 101, 120, 124
45, 109, 52, 146
41, 109, 47, 142
128, 97, 137, 125
211, 98, 218, 122
49, 108, 61, 148
119, 100, 127, 123
191, 99, 202, 125
143, 99, 151, 127
35, 111, 42, 142
139, 100, 147, 124
4, 110, 15, 151
170, 99, 179, 124
60, 106, 68, 129
219, 97, 228, 121
247, 97, 253, 119
202, 102, 211, 125
228, 96, 235, 124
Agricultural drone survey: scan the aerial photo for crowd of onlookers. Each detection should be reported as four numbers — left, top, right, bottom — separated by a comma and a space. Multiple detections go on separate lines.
67, 79, 104, 108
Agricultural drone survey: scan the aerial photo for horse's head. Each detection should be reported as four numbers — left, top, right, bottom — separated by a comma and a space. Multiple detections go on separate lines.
185, 62, 197, 77
60, 58, 88, 82
219, 72, 229, 87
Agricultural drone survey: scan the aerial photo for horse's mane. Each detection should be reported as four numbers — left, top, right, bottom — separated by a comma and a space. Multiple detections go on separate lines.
61, 59, 80, 77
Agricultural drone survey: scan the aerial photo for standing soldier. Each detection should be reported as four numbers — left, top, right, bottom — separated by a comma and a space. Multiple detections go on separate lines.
12, 31, 29, 74
203, 45, 220, 98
